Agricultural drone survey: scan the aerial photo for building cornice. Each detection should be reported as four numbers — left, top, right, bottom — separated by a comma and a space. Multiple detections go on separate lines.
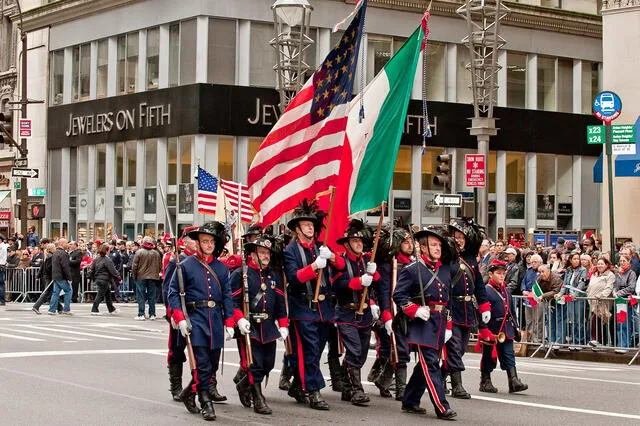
601, 0, 640, 14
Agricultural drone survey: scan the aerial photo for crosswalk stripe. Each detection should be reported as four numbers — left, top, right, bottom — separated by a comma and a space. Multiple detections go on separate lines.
0, 332, 44, 341
15, 325, 134, 341
15, 329, 88, 341
41, 324, 168, 340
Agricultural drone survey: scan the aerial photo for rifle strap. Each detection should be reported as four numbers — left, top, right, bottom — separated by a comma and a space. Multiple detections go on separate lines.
417, 259, 439, 305
176, 262, 191, 329
193, 255, 222, 292
297, 243, 321, 299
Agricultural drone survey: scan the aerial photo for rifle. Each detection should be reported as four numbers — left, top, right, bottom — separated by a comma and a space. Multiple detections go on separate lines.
281, 271, 293, 355
312, 186, 336, 310
356, 202, 385, 315
389, 256, 399, 366
158, 182, 196, 373
240, 239, 254, 367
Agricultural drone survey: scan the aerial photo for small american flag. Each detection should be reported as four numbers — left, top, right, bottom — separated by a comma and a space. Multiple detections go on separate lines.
197, 166, 218, 215
219, 179, 253, 223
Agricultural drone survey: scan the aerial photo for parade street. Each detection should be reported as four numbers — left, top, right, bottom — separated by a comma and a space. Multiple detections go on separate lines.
1, 304, 639, 426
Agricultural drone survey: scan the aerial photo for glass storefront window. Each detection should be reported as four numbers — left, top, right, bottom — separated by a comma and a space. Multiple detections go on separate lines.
557, 58, 573, 113
218, 136, 234, 180
126, 140, 136, 187
581, 61, 601, 114
143, 223, 155, 238
70, 147, 77, 194
250, 22, 275, 87
96, 144, 106, 188
97, 40, 108, 98
180, 19, 197, 85
367, 35, 391, 83
126, 32, 139, 93
208, 18, 236, 85
168, 137, 178, 185
421, 148, 442, 190
77, 145, 89, 190
169, 23, 180, 87
506, 152, 525, 193
393, 146, 411, 190
557, 155, 573, 197
50, 50, 64, 105
147, 27, 160, 89
248, 137, 262, 168
71, 45, 79, 101
507, 52, 526, 108
537, 55, 556, 111
425, 41, 446, 102
179, 136, 192, 183
79, 43, 90, 99
117, 35, 126, 94
488, 151, 497, 194
116, 143, 124, 187
457, 45, 472, 104
536, 154, 556, 194
145, 139, 157, 187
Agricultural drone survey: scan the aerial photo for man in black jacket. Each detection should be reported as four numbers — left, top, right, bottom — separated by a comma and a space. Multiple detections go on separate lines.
68, 241, 83, 303
48, 239, 73, 315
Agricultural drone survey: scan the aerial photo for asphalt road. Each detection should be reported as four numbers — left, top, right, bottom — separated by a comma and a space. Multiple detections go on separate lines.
1, 303, 640, 426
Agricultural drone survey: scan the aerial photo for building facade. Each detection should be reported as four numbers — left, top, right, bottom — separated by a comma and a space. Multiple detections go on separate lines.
19, 0, 604, 243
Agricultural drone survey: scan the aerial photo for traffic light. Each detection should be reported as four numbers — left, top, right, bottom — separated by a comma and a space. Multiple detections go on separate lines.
0, 110, 12, 147
433, 154, 451, 186
30, 204, 46, 219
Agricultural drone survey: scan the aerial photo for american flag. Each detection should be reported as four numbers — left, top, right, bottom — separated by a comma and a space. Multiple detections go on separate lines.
248, 1, 367, 226
197, 166, 218, 215
219, 178, 253, 223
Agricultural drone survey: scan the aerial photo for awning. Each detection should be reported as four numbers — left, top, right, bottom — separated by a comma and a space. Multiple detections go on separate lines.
614, 117, 640, 177
593, 153, 603, 183
0, 190, 10, 203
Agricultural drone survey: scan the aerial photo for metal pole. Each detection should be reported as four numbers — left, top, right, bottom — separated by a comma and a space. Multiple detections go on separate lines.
477, 135, 489, 229
20, 30, 28, 246
605, 124, 615, 254
473, 187, 478, 223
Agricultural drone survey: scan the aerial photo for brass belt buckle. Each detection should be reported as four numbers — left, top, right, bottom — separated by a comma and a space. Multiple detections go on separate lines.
207, 301, 216, 308
464, 296, 472, 302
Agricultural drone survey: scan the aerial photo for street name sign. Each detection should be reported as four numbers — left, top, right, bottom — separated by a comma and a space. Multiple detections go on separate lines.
11, 167, 39, 178
433, 193, 462, 207
612, 144, 636, 155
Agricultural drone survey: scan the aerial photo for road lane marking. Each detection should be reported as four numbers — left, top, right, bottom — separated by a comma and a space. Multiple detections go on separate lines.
14, 325, 134, 340
472, 394, 640, 420
516, 370, 640, 386
12, 329, 88, 341
0, 333, 44, 341
0, 349, 165, 359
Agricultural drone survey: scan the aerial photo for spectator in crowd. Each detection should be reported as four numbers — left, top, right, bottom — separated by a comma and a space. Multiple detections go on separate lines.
494, 240, 506, 261
521, 254, 543, 342
27, 226, 40, 248
555, 237, 566, 255
582, 254, 595, 280
548, 250, 564, 276
89, 244, 121, 315
6, 246, 19, 268
619, 244, 640, 276
535, 264, 562, 347
555, 251, 589, 349
109, 241, 123, 301
68, 241, 83, 303
17, 249, 32, 269
48, 238, 73, 315
0, 235, 8, 306
131, 236, 162, 320
32, 243, 57, 314
504, 247, 521, 295
581, 236, 598, 257
8, 236, 19, 251
613, 254, 636, 353
116, 240, 129, 302
122, 241, 136, 302
478, 240, 491, 282
587, 258, 615, 349
30, 246, 45, 268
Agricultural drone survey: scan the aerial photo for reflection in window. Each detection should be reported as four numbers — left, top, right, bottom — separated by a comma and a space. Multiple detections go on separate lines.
168, 137, 178, 185
116, 143, 124, 187
147, 27, 160, 89
218, 137, 235, 181
145, 139, 157, 187
393, 146, 411, 190
180, 19, 197, 85
367, 36, 391, 83
50, 50, 64, 105
536, 154, 556, 194
425, 41, 446, 102
126, 141, 136, 187
507, 52, 526, 108
557, 58, 573, 113
96, 144, 106, 188
71, 46, 79, 101
169, 23, 180, 87
250, 22, 275, 87
506, 152, 525, 193
537, 56, 556, 111
97, 40, 108, 98
457, 45, 472, 104
117, 35, 126, 93
179, 136, 192, 183
208, 18, 236, 85
126, 32, 139, 93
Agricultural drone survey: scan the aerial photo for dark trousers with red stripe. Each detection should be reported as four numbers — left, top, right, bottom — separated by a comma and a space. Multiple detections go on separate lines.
403, 345, 451, 415
237, 338, 277, 384
289, 319, 330, 392
337, 323, 371, 368
441, 324, 470, 373
167, 326, 187, 365
192, 346, 221, 392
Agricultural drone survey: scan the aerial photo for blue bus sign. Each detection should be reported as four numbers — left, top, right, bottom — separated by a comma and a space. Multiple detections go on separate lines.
593, 91, 622, 124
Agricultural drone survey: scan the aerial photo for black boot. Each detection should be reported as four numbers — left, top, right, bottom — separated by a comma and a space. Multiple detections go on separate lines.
479, 371, 498, 393
395, 366, 407, 401
328, 357, 345, 392
308, 390, 329, 410
450, 371, 471, 399
251, 383, 272, 415
235, 371, 253, 408
232, 368, 244, 384
367, 357, 383, 382
208, 376, 227, 402
437, 408, 458, 420
168, 362, 183, 402
401, 404, 427, 414
507, 367, 528, 393
347, 367, 370, 406
441, 371, 449, 395
179, 382, 200, 414
198, 390, 216, 421
287, 376, 308, 404
375, 362, 394, 398
278, 361, 292, 391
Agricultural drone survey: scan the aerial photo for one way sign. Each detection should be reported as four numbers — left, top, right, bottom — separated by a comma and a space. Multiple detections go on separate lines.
11, 167, 39, 179
433, 193, 462, 207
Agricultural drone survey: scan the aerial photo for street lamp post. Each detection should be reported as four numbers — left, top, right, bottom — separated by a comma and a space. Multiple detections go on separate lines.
270, 0, 314, 113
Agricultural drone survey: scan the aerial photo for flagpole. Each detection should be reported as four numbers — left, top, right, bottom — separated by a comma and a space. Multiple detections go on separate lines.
356, 201, 385, 315
312, 186, 336, 307
236, 181, 242, 254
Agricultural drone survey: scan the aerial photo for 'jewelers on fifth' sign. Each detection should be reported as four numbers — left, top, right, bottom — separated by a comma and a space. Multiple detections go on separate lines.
65, 102, 171, 137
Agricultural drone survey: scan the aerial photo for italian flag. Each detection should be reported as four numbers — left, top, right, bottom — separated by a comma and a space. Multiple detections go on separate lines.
325, 22, 425, 251
616, 297, 629, 323
557, 295, 575, 305
527, 282, 543, 307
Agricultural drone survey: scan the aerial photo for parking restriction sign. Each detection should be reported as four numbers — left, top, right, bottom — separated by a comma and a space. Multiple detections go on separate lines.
19, 119, 32, 139
465, 154, 486, 187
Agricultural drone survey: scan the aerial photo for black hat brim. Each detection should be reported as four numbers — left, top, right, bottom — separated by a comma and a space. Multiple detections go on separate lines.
287, 216, 320, 232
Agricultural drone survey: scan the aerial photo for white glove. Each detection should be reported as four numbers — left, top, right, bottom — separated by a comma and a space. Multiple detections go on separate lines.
361, 274, 373, 287
177, 320, 189, 337
384, 319, 393, 336
482, 311, 491, 324
370, 304, 380, 320
225, 326, 235, 341
279, 327, 289, 341
313, 257, 327, 269
415, 306, 430, 322
238, 318, 251, 335
170, 317, 178, 330
366, 262, 377, 275
445, 328, 453, 343
319, 246, 332, 260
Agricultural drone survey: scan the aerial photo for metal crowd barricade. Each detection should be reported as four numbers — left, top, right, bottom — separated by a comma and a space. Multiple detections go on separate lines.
79, 268, 96, 303
22, 267, 42, 302
120, 268, 135, 301
4, 267, 26, 302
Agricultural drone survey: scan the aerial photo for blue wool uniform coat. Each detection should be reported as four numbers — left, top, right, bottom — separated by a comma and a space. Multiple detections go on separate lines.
393, 260, 451, 349
485, 282, 518, 340
332, 252, 379, 327
230, 264, 287, 343
449, 253, 488, 326
167, 255, 234, 349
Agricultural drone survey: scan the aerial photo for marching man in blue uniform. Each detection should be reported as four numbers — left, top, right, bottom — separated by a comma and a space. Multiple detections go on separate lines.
230, 234, 288, 415
393, 226, 457, 420
332, 219, 379, 406
478, 259, 528, 394
167, 222, 237, 421
442, 218, 491, 399
283, 199, 345, 410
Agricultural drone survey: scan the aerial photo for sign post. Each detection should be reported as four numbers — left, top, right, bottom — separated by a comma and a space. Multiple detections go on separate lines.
465, 154, 486, 222
592, 90, 622, 253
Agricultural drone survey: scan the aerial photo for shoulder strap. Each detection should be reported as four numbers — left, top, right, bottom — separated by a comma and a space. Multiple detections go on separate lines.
296, 242, 316, 298
193, 255, 222, 291
416, 259, 439, 304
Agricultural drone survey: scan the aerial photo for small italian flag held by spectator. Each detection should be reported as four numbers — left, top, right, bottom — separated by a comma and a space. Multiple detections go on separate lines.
558, 295, 575, 305
527, 282, 543, 307
615, 297, 629, 323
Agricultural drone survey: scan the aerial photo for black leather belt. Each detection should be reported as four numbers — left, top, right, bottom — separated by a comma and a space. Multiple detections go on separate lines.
249, 313, 270, 323
341, 302, 368, 310
454, 295, 476, 302
186, 300, 218, 312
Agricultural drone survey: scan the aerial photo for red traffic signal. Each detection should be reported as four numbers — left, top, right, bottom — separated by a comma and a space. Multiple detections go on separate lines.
30, 204, 46, 219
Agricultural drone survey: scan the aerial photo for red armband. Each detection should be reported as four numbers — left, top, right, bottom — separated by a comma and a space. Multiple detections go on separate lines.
224, 317, 235, 328
348, 277, 363, 291
403, 303, 418, 319
296, 264, 317, 283
446, 320, 453, 330
478, 301, 491, 314
278, 317, 289, 328
381, 310, 393, 323
232, 308, 244, 324
372, 271, 381, 281
171, 309, 185, 324
332, 255, 346, 270
478, 327, 495, 341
